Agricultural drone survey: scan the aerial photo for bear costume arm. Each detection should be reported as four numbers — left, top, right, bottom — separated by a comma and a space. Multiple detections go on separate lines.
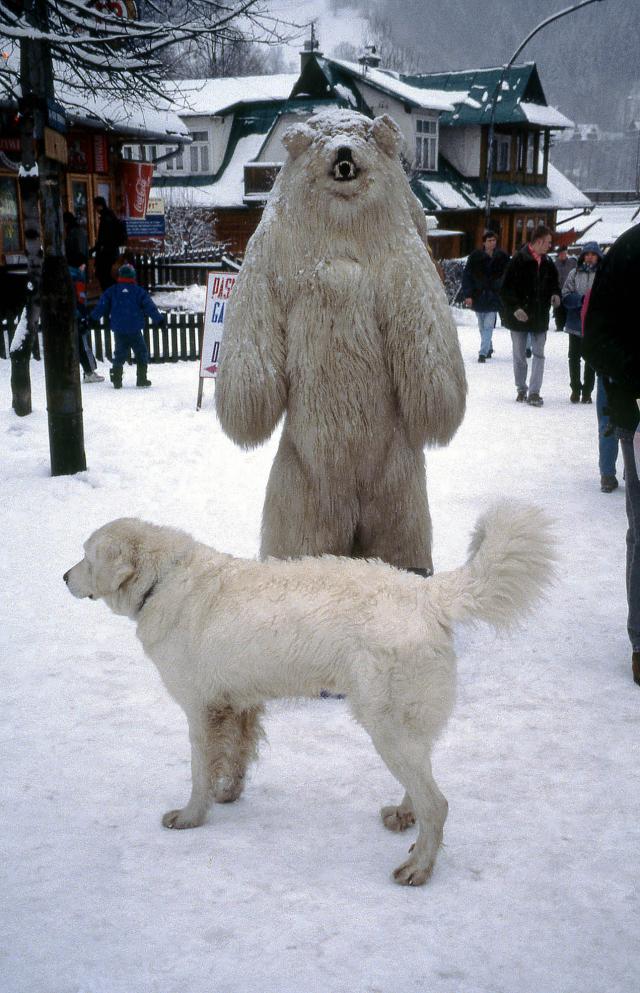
215, 260, 287, 448
382, 255, 467, 448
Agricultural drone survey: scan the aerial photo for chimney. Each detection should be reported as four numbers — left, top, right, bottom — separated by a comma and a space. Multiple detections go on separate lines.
300, 22, 322, 72
358, 45, 381, 70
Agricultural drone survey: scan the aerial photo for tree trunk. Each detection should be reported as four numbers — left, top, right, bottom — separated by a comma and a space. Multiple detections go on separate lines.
21, 0, 86, 474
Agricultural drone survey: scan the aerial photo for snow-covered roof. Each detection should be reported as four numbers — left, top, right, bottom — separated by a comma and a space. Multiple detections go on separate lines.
556, 202, 640, 246
158, 132, 267, 208
328, 59, 457, 113
58, 87, 190, 143
519, 102, 574, 129
412, 162, 590, 213
167, 75, 299, 118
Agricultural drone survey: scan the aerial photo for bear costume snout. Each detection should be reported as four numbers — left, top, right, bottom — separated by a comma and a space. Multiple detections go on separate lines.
332, 146, 359, 182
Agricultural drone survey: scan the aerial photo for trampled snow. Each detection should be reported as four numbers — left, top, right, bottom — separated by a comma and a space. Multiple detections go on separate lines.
1, 310, 639, 993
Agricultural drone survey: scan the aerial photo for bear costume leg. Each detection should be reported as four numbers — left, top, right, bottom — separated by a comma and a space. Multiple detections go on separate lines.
260, 434, 433, 574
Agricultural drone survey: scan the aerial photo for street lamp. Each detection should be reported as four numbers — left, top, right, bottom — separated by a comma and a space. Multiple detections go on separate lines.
484, 0, 606, 228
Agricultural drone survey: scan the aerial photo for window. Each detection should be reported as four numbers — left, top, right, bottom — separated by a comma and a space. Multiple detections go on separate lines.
526, 133, 535, 174
415, 117, 438, 171
493, 133, 511, 173
189, 130, 210, 173
0, 176, 21, 254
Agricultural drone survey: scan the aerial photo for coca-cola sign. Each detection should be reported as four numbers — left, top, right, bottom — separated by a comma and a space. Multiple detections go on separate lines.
121, 161, 154, 219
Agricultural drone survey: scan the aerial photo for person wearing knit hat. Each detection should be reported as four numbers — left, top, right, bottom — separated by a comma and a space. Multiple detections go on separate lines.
560, 241, 603, 404
90, 263, 165, 388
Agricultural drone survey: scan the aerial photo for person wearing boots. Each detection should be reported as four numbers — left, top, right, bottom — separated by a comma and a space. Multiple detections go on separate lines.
561, 241, 602, 403
461, 229, 509, 362
582, 222, 640, 686
90, 263, 164, 389
92, 196, 128, 292
500, 225, 561, 407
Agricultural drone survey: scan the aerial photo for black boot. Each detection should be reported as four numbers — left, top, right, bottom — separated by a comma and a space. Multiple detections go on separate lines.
136, 364, 152, 388
110, 366, 123, 389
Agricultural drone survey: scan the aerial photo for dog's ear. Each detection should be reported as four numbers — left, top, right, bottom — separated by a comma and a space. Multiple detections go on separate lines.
370, 114, 402, 156
281, 122, 314, 160
91, 534, 136, 596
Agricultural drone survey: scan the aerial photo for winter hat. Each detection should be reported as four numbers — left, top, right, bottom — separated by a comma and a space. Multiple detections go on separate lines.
118, 263, 137, 280
580, 241, 603, 259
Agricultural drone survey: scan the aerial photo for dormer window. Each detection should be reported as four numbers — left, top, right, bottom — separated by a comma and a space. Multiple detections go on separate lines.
494, 133, 511, 173
415, 116, 438, 171
189, 130, 210, 173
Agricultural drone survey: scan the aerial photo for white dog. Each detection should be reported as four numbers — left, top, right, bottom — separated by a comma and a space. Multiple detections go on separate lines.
64, 503, 553, 885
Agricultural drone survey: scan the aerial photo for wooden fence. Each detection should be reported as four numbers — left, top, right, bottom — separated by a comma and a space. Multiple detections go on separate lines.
1, 311, 204, 363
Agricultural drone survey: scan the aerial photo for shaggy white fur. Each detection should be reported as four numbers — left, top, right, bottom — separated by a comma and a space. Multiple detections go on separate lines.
64, 501, 554, 886
215, 108, 467, 572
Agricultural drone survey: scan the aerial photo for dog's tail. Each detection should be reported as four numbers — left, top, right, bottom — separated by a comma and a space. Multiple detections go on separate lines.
433, 501, 555, 629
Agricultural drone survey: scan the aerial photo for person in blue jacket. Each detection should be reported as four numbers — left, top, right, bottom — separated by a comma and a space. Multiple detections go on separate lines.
91, 263, 164, 388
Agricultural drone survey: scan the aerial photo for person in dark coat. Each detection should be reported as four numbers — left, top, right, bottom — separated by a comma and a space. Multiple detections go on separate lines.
63, 210, 89, 267
500, 225, 561, 407
93, 196, 127, 291
561, 241, 603, 403
553, 245, 577, 330
461, 229, 509, 363
582, 222, 640, 686
90, 263, 164, 389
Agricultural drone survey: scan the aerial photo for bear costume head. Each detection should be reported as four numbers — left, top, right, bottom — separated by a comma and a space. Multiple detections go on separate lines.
271, 109, 418, 234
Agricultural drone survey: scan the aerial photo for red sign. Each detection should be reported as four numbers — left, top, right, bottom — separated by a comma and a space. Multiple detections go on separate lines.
93, 134, 108, 173
0, 137, 20, 151
120, 160, 154, 219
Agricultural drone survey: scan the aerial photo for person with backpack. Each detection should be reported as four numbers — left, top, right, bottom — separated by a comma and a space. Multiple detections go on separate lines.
90, 263, 164, 389
93, 196, 128, 291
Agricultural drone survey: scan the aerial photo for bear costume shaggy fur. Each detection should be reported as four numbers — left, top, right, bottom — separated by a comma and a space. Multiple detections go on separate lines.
216, 109, 467, 574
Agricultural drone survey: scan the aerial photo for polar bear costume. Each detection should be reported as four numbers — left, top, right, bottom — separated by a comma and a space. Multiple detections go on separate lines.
216, 109, 466, 574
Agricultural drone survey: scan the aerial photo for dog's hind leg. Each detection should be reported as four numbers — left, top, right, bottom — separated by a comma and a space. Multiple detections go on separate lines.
207, 705, 263, 804
162, 707, 216, 829
369, 726, 448, 886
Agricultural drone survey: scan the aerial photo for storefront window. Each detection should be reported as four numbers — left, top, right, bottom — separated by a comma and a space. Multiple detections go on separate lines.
0, 176, 21, 253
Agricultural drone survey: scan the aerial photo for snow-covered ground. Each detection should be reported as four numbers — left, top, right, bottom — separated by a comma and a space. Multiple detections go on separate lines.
2, 309, 639, 993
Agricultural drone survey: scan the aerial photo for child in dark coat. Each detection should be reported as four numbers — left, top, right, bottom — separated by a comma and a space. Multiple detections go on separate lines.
91, 263, 164, 388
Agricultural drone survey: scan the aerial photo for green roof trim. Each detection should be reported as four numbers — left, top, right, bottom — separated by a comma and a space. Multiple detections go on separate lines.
397, 64, 545, 126
410, 155, 556, 212
154, 97, 343, 190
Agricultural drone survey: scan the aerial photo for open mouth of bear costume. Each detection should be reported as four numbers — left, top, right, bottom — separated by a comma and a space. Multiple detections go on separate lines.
332, 146, 360, 181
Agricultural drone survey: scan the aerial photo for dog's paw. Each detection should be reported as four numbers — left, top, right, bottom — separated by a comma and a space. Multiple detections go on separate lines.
213, 775, 243, 804
392, 855, 434, 887
381, 804, 416, 832
161, 808, 205, 830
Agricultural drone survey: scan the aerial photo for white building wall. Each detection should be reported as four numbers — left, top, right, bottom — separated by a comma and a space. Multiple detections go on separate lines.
438, 126, 481, 177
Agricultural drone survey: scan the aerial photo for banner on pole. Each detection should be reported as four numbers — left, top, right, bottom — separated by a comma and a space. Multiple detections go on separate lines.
200, 271, 237, 379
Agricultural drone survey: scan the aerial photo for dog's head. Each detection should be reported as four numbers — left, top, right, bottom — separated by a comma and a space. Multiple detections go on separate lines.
64, 519, 151, 617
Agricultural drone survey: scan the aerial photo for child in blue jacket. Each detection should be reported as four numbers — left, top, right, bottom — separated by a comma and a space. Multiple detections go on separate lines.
90, 263, 164, 388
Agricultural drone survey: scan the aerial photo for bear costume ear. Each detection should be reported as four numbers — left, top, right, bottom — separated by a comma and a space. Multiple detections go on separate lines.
370, 114, 402, 156
282, 123, 315, 160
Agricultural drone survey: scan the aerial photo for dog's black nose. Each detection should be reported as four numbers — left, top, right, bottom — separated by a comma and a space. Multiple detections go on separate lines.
63, 570, 69, 584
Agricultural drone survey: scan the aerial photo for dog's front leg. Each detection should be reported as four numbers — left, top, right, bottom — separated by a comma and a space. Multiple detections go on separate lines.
162, 709, 213, 830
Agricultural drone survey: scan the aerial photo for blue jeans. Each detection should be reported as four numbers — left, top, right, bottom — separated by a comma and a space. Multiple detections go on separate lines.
596, 376, 619, 477
476, 311, 496, 357
618, 429, 640, 651
113, 329, 149, 367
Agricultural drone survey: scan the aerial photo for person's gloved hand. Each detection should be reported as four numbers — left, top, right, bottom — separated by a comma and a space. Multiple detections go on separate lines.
551, 294, 561, 309
514, 308, 528, 322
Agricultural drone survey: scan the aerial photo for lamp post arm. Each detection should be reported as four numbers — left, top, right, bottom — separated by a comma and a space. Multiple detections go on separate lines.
484, 0, 606, 228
